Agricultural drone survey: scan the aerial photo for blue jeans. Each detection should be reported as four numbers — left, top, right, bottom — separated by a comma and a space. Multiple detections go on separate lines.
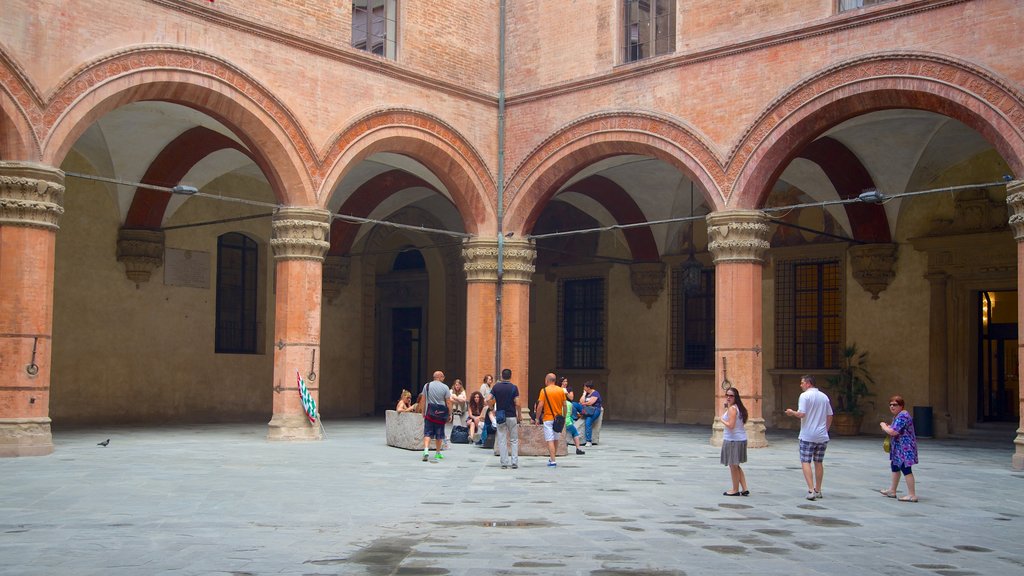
584, 407, 601, 442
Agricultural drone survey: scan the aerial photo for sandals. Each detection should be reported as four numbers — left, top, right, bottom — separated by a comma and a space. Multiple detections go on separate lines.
879, 489, 897, 498
898, 496, 919, 503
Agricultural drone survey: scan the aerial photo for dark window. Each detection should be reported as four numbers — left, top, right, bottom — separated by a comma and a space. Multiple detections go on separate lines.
216, 233, 259, 354
392, 248, 425, 271
624, 0, 675, 62
838, 0, 895, 12
559, 278, 605, 369
775, 259, 842, 369
352, 0, 396, 59
671, 266, 715, 369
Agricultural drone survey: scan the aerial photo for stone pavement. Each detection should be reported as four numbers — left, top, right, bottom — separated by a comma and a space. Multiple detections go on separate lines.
1, 419, 1022, 576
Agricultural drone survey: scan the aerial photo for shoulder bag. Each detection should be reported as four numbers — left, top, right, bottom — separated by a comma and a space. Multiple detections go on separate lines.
543, 388, 565, 433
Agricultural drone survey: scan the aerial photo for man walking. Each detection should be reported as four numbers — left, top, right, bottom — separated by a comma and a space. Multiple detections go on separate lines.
489, 368, 521, 469
534, 372, 566, 467
419, 370, 452, 463
785, 375, 833, 500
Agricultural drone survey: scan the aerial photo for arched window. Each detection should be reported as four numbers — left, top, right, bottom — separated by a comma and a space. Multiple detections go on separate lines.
216, 232, 259, 354
392, 248, 426, 271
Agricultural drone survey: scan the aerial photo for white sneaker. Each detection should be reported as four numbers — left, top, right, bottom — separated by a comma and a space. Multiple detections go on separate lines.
585, 442, 592, 447
805, 491, 816, 501
814, 491, 823, 500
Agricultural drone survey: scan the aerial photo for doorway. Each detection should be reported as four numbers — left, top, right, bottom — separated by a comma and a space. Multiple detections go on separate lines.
977, 290, 1019, 422
391, 307, 423, 408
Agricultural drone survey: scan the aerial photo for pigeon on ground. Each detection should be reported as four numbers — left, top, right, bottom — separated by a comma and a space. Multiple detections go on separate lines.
97, 439, 110, 447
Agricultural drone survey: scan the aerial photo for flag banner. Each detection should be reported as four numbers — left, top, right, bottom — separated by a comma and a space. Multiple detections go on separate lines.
296, 370, 318, 424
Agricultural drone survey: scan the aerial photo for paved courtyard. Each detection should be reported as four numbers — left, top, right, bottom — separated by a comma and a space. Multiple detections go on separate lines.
1, 419, 1022, 575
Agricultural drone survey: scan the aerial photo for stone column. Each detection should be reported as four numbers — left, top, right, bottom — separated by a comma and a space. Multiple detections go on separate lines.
462, 237, 535, 395
1006, 181, 1024, 469
267, 207, 330, 441
0, 162, 64, 457
706, 210, 770, 448
925, 272, 950, 437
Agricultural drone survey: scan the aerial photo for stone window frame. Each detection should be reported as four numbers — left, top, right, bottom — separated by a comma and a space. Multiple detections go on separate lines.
773, 244, 847, 370
558, 275, 607, 370
215, 232, 263, 354
622, 0, 676, 63
837, 0, 896, 13
669, 265, 715, 370
351, 0, 398, 59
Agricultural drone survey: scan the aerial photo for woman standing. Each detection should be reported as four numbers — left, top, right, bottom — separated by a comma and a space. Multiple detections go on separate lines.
721, 387, 749, 496
880, 395, 919, 502
450, 379, 468, 427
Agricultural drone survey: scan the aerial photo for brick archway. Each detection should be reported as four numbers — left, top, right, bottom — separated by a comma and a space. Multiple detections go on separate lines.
320, 109, 496, 236
0, 50, 42, 160
38, 46, 316, 205
503, 111, 726, 235
728, 53, 1024, 209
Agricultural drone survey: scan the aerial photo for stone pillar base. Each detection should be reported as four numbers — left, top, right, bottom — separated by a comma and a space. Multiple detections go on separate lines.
710, 417, 767, 448
494, 421, 568, 456
0, 418, 54, 457
1013, 430, 1024, 471
267, 413, 322, 441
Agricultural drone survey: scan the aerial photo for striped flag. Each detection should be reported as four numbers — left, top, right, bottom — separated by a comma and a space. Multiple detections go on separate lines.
296, 370, 318, 424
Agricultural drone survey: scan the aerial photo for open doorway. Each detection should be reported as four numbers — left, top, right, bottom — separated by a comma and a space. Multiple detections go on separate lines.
978, 290, 1019, 422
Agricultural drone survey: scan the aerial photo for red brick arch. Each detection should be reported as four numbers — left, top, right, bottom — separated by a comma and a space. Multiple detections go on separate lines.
38, 46, 316, 205
503, 111, 726, 235
728, 52, 1024, 210
319, 109, 496, 235
0, 49, 43, 159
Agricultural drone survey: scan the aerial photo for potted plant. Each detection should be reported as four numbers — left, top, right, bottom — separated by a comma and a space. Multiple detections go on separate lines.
825, 344, 875, 435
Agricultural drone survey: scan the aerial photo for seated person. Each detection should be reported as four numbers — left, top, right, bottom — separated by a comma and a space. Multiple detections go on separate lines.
395, 389, 418, 413
466, 391, 487, 442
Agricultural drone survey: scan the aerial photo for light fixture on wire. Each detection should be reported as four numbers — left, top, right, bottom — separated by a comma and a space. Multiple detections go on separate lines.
681, 181, 703, 295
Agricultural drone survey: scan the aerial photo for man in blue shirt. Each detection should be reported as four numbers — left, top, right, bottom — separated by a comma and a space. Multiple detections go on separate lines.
489, 368, 521, 469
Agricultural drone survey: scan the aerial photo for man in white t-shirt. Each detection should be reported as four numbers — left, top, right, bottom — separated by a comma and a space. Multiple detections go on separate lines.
785, 375, 833, 501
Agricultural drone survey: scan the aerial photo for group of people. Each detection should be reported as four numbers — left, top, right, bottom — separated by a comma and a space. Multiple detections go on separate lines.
404, 371, 919, 500
401, 369, 603, 468
720, 374, 919, 501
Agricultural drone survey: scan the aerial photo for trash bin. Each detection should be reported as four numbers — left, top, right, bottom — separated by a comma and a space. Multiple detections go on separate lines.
913, 406, 933, 438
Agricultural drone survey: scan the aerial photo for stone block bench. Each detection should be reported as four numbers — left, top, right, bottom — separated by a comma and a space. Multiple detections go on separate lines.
494, 420, 568, 457
568, 409, 604, 445
385, 410, 424, 450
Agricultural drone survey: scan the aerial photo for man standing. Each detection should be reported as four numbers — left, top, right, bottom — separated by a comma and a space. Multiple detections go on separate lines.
419, 370, 452, 463
489, 368, 521, 469
785, 375, 833, 500
534, 372, 566, 467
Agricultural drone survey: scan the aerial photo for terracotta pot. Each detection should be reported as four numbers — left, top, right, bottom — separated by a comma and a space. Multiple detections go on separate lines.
832, 412, 863, 436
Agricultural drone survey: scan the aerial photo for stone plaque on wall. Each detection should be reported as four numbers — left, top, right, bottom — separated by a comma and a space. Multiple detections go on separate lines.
164, 248, 211, 289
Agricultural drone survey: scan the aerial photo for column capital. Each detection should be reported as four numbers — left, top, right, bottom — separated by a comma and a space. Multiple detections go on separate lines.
706, 210, 770, 264
271, 207, 331, 262
0, 162, 64, 231
1007, 180, 1024, 240
462, 237, 536, 283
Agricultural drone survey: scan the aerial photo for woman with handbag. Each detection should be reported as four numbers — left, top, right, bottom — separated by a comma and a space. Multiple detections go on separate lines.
880, 395, 919, 502
720, 387, 749, 496
580, 381, 603, 446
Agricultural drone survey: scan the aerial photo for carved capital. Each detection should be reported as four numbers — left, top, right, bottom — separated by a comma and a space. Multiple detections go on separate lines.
1006, 180, 1024, 241
271, 207, 331, 261
848, 243, 898, 300
116, 228, 165, 285
322, 255, 351, 304
0, 162, 64, 230
706, 210, 770, 264
462, 237, 536, 283
629, 262, 666, 308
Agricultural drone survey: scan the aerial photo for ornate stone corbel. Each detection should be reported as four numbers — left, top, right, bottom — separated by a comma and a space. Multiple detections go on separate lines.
706, 210, 770, 264
0, 162, 64, 230
270, 207, 331, 261
629, 262, 666, 308
322, 255, 351, 303
848, 243, 898, 300
1007, 180, 1024, 241
116, 228, 165, 286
